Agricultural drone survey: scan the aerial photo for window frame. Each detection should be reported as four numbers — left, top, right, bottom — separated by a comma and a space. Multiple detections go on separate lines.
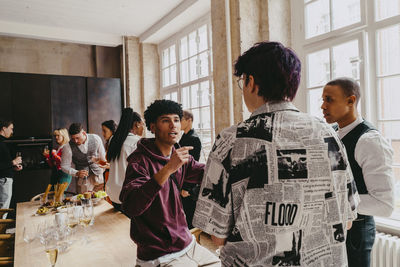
291, 0, 400, 229
158, 14, 214, 162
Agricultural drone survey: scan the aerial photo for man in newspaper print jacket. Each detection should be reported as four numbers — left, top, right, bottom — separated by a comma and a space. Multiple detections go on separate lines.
193, 41, 360, 267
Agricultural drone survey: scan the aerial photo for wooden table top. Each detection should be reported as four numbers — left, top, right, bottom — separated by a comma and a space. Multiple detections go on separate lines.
14, 200, 136, 267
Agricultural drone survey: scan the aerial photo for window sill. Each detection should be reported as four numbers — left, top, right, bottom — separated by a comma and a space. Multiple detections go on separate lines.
375, 213, 400, 236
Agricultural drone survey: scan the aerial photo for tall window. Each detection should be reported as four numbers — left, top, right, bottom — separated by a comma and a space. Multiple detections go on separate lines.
292, 0, 400, 221
160, 16, 214, 163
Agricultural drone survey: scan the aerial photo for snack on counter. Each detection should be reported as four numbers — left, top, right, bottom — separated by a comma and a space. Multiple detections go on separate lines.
36, 206, 49, 215
94, 191, 107, 198
83, 192, 92, 199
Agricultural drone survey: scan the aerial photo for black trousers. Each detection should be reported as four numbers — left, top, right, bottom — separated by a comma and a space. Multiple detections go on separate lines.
346, 215, 375, 267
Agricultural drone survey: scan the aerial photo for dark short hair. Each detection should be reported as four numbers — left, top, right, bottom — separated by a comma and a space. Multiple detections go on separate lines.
68, 123, 84, 135
144, 100, 183, 131
326, 77, 360, 105
0, 118, 13, 129
101, 120, 117, 134
183, 110, 193, 121
234, 41, 301, 102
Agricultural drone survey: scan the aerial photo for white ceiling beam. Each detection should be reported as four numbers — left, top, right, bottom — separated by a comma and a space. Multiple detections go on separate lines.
0, 20, 122, 47
139, 0, 198, 43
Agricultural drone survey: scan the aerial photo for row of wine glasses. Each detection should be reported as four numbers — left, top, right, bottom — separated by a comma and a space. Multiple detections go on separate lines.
23, 199, 94, 266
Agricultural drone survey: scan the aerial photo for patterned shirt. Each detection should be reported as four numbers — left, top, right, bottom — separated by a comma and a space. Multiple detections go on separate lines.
193, 101, 359, 267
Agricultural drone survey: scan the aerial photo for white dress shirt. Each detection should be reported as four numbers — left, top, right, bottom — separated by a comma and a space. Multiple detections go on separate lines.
106, 133, 140, 203
61, 134, 106, 176
338, 116, 395, 217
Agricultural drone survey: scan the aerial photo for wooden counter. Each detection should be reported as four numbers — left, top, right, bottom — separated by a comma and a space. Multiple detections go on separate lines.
14, 200, 136, 267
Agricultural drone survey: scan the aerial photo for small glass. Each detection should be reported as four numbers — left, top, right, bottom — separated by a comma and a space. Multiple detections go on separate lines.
23, 225, 36, 243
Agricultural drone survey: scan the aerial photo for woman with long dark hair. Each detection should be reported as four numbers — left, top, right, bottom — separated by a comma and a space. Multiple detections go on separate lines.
106, 108, 144, 210
101, 120, 117, 151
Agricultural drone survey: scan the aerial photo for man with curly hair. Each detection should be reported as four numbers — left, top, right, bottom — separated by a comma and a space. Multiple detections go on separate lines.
120, 99, 220, 267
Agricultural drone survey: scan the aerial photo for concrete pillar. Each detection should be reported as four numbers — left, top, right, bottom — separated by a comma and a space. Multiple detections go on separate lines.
124, 37, 160, 122
124, 37, 141, 110
140, 43, 160, 113
211, 0, 292, 133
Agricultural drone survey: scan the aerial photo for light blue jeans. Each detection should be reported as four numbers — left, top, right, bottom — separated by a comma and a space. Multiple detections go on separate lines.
0, 177, 13, 218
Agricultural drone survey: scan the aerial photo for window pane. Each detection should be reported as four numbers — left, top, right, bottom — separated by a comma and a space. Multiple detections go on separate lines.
189, 31, 197, 57
190, 84, 200, 108
180, 60, 189, 84
200, 106, 211, 129
192, 108, 200, 129
308, 88, 323, 119
164, 93, 171, 100
375, 0, 400, 21
180, 37, 188, 60
198, 25, 208, 52
199, 52, 209, 78
170, 45, 176, 65
171, 91, 178, 102
307, 49, 330, 87
394, 166, 400, 214
189, 56, 198, 81
332, 40, 360, 80
162, 49, 169, 68
181, 87, 190, 109
392, 140, 400, 165
200, 81, 210, 106
332, 0, 361, 30
378, 76, 400, 119
380, 121, 400, 141
170, 65, 177, 85
377, 25, 400, 76
163, 68, 170, 87
305, 0, 330, 38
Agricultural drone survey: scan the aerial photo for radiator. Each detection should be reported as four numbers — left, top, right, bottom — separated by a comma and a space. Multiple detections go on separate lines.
371, 232, 400, 267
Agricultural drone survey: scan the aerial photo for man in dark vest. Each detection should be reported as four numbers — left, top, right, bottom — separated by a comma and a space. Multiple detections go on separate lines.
179, 110, 202, 228
61, 123, 106, 193
321, 77, 394, 267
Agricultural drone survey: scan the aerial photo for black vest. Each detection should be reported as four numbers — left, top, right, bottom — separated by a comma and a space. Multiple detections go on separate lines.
340, 120, 376, 194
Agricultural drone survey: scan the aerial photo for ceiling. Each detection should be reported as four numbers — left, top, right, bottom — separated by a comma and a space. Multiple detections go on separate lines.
0, 0, 210, 46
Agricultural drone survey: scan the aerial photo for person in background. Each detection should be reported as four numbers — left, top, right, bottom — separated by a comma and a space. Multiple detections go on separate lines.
179, 110, 201, 161
321, 77, 394, 267
101, 120, 117, 151
106, 108, 144, 211
61, 123, 106, 193
100, 120, 116, 193
179, 110, 202, 228
193, 42, 358, 266
120, 100, 220, 267
0, 119, 22, 216
43, 128, 72, 188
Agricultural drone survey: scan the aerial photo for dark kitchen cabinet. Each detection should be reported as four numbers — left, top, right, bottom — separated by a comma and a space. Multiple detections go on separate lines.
51, 76, 87, 131
11, 74, 52, 138
0, 72, 13, 120
87, 77, 122, 140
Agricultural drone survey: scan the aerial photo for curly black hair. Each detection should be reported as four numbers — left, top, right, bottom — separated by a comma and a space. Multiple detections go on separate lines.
144, 100, 183, 131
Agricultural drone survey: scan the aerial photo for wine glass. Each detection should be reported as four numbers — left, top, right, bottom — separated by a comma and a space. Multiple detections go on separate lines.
43, 231, 58, 267
80, 198, 94, 244
66, 204, 79, 233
